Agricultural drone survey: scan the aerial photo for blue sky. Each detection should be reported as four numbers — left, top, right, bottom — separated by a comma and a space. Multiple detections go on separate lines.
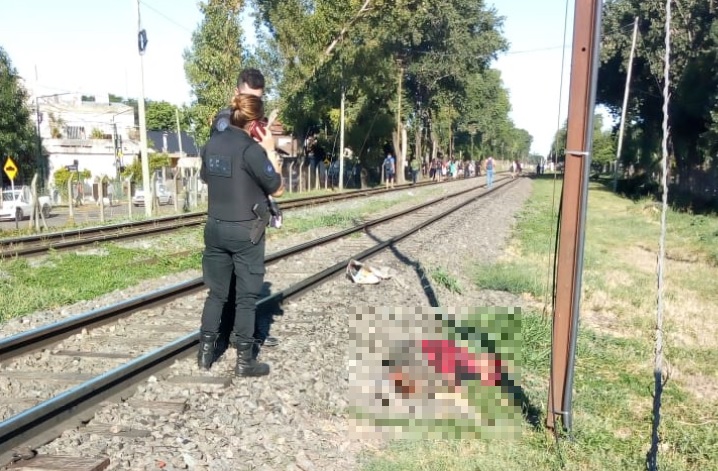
0, 0, 581, 154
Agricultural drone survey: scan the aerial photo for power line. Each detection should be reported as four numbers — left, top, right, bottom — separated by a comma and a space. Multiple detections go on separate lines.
139, 0, 194, 33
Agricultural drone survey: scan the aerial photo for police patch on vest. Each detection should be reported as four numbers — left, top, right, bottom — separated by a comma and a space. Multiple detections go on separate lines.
265, 163, 275, 176
208, 155, 232, 177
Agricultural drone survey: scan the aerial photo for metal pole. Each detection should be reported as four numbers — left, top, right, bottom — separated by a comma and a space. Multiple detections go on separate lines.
175, 107, 184, 157
135, 0, 152, 217
613, 17, 639, 192
563, 0, 603, 433
546, 0, 602, 433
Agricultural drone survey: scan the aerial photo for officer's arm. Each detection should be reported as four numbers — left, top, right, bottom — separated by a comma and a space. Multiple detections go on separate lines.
199, 146, 208, 183
244, 145, 284, 197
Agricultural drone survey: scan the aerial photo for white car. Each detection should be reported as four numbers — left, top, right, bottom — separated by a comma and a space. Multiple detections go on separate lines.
0, 187, 52, 221
132, 186, 174, 207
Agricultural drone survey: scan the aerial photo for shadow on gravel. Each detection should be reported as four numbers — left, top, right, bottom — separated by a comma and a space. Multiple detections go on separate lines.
215, 275, 283, 357
362, 228, 440, 307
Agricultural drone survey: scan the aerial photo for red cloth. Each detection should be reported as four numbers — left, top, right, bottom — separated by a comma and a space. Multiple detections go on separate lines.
420, 339, 502, 386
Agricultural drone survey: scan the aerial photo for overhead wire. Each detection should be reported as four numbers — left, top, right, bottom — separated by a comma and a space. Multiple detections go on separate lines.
139, 0, 194, 33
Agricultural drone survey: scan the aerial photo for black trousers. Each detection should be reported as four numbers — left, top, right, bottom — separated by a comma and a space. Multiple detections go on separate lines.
200, 217, 265, 344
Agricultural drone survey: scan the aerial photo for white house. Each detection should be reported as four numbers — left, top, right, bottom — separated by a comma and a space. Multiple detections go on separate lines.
30, 93, 140, 189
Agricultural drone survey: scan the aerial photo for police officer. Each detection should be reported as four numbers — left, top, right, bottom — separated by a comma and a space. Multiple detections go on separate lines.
198, 93, 284, 377
210, 68, 282, 350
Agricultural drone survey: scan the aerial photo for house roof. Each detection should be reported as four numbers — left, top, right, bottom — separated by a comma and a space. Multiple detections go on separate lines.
147, 130, 199, 156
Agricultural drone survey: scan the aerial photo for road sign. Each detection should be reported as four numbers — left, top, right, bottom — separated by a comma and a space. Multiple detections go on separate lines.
4, 157, 18, 181
324, 159, 330, 166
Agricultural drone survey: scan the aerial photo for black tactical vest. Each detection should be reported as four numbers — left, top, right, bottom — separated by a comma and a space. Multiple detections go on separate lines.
203, 127, 270, 222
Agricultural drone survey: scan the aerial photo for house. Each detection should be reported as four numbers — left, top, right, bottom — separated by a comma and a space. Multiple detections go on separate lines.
31, 92, 140, 188
147, 130, 201, 175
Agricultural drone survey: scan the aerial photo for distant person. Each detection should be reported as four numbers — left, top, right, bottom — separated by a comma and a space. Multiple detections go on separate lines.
410, 157, 420, 185
106, 183, 114, 206
383, 151, 396, 189
485, 156, 495, 188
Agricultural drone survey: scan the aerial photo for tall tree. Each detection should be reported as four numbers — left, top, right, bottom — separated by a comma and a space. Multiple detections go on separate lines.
0, 46, 39, 184
599, 0, 718, 196
184, 0, 245, 145
146, 100, 180, 131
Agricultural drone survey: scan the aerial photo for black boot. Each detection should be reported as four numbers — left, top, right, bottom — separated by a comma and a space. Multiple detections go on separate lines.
197, 332, 219, 370
234, 341, 270, 377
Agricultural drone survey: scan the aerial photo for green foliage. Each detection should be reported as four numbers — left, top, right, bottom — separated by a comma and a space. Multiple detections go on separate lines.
146, 100, 179, 131
183, 0, 245, 145
53, 168, 91, 198
121, 153, 171, 184
599, 1, 718, 195
550, 114, 616, 169
251, 0, 529, 168
0, 46, 39, 182
90, 128, 104, 139
430, 266, 463, 294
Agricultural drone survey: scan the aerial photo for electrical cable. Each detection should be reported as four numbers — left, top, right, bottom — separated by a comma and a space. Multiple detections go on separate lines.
139, 0, 193, 33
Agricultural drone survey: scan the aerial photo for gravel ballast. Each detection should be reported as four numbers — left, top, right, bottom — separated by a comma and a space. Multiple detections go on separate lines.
3, 177, 533, 470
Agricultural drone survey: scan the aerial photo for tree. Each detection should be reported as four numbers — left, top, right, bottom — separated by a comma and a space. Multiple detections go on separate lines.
599, 0, 718, 198
121, 153, 170, 184
550, 114, 615, 171
252, 0, 518, 174
146, 100, 179, 131
53, 167, 92, 198
0, 46, 39, 184
184, 0, 245, 145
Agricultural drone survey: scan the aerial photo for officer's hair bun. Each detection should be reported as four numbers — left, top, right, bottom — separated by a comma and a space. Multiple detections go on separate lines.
230, 94, 264, 128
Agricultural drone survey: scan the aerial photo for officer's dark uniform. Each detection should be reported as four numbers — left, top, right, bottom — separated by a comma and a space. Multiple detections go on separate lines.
198, 121, 281, 377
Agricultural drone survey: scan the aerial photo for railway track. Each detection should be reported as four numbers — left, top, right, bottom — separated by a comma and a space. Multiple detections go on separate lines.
0, 178, 462, 259
0, 176, 516, 468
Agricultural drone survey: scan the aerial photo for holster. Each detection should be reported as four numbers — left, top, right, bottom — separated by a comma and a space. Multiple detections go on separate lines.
250, 203, 271, 245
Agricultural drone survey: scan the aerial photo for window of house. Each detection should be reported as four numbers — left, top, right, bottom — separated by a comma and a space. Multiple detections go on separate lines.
65, 126, 86, 139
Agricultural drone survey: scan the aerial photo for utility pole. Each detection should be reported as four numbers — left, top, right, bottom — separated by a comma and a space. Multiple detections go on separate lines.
546, 0, 603, 433
135, 0, 152, 217
613, 17, 639, 192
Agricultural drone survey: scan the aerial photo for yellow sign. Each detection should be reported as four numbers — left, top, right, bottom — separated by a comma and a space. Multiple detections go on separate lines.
3, 157, 18, 181
324, 159, 330, 166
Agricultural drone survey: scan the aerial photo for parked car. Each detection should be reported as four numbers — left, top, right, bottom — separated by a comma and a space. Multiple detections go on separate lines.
132, 185, 174, 207
0, 186, 52, 221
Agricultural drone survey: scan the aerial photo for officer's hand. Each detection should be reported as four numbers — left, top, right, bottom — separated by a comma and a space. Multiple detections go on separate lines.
256, 126, 275, 155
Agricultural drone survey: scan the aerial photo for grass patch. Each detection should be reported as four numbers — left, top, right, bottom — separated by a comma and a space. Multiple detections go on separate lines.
430, 267, 463, 294
363, 178, 718, 470
273, 189, 442, 237
0, 229, 204, 322
1, 186, 446, 321
474, 262, 543, 297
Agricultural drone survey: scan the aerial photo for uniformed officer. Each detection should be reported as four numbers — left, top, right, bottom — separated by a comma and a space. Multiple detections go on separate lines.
209, 69, 282, 350
198, 93, 284, 377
